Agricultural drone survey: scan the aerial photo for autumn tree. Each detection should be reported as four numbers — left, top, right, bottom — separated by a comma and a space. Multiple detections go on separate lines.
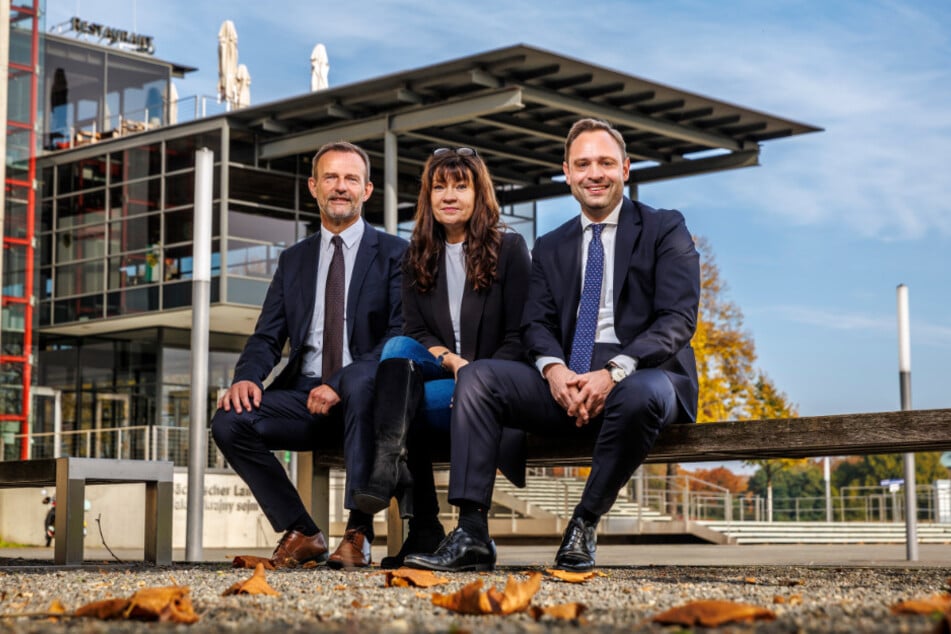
687, 237, 800, 521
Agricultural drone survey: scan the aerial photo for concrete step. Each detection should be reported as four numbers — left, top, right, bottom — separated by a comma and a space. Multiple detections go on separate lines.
701, 521, 951, 544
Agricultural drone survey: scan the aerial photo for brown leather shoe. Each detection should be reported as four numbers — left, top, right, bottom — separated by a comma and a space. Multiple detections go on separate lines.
270, 530, 329, 568
327, 529, 372, 569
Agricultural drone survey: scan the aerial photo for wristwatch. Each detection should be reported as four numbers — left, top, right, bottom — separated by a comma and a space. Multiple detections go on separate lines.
606, 362, 629, 384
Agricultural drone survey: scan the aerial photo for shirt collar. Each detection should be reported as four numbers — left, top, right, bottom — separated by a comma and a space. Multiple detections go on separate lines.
579, 200, 622, 231
321, 219, 365, 250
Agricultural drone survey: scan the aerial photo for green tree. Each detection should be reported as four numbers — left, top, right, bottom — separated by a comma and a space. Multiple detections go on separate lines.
747, 460, 826, 520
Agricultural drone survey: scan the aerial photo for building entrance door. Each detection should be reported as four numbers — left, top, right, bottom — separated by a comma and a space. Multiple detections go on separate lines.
94, 393, 131, 458
30, 387, 63, 459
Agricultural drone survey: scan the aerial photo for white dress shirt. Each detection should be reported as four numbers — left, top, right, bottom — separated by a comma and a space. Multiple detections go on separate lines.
302, 220, 365, 377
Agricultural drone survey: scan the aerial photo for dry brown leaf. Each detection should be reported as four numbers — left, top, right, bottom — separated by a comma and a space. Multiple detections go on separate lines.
773, 594, 803, 605
432, 580, 492, 615
74, 598, 130, 620
76, 587, 199, 624
529, 602, 588, 621
432, 573, 543, 616
652, 599, 777, 627
744, 577, 758, 584
546, 568, 596, 583
47, 599, 67, 622
126, 586, 200, 623
890, 593, 951, 615
384, 568, 449, 588
301, 560, 319, 569
223, 563, 280, 597
334, 584, 347, 591
231, 555, 275, 570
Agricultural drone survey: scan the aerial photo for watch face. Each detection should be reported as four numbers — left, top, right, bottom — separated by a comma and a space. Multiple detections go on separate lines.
610, 366, 626, 382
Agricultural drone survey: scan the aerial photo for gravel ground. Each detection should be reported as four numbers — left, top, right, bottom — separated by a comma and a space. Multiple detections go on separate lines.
0, 560, 948, 633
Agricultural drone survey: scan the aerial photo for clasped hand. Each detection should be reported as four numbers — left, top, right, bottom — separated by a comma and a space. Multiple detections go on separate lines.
544, 364, 615, 427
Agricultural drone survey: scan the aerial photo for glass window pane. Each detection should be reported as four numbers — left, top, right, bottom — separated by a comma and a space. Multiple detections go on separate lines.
110, 178, 161, 217
55, 260, 104, 296
55, 223, 106, 262
228, 206, 296, 245
3, 184, 30, 239
166, 133, 222, 172
5, 127, 32, 180
165, 208, 220, 244
107, 287, 160, 317
229, 166, 296, 210
108, 251, 161, 289
226, 240, 283, 279
108, 213, 161, 254
166, 171, 219, 208
1, 305, 27, 356
53, 295, 104, 323
57, 190, 107, 229
2, 244, 27, 297
8, 22, 34, 66
111, 143, 163, 181
57, 158, 108, 196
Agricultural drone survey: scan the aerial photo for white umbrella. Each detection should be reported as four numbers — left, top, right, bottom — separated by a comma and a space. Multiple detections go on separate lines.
310, 43, 329, 91
217, 20, 238, 108
236, 64, 251, 109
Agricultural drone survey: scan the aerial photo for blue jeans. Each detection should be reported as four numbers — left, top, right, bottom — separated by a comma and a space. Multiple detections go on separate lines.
380, 336, 454, 432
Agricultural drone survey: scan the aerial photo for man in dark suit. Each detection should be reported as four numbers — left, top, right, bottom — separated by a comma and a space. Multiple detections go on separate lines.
406, 118, 700, 572
212, 141, 407, 569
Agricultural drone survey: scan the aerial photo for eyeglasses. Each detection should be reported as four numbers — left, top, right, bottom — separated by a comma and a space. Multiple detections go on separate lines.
433, 147, 477, 157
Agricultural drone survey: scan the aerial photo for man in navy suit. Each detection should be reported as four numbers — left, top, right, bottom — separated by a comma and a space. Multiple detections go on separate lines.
212, 141, 407, 569
406, 118, 700, 572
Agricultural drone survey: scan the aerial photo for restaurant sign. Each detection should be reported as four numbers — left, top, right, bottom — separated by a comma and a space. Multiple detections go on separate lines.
68, 17, 155, 55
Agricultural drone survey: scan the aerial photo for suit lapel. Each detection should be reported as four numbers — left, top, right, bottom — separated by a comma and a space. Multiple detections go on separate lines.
558, 218, 584, 341
613, 197, 641, 308
459, 281, 484, 359
347, 220, 378, 341
295, 233, 321, 344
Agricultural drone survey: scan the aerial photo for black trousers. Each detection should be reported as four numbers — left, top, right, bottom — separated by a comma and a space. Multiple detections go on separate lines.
448, 359, 681, 517
211, 360, 376, 532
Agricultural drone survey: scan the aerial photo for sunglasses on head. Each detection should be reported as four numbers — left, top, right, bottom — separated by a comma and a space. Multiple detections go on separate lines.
433, 147, 477, 157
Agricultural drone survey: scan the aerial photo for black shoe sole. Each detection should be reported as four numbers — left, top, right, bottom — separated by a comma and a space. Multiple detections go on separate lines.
553, 559, 594, 572
352, 491, 391, 515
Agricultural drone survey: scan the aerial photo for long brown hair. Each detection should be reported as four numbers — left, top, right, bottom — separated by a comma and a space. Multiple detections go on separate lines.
407, 150, 503, 293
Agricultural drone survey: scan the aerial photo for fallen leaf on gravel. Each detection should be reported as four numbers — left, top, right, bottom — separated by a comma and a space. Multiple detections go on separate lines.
652, 600, 776, 627
223, 563, 280, 596
231, 555, 275, 570
744, 577, 757, 584
529, 602, 588, 621
432, 573, 542, 616
545, 568, 596, 583
302, 560, 319, 569
432, 580, 490, 615
334, 584, 347, 591
384, 568, 449, 588
890, 593, 951, 615
76, 586, 199, 624
47, 599, 66, 622
773, 594, 803, 605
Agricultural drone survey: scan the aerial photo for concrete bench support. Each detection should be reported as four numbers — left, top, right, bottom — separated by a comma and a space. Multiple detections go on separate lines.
0, 457, 174, 565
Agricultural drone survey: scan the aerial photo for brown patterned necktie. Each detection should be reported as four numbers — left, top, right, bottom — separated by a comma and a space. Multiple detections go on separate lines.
322, 235, 345, 379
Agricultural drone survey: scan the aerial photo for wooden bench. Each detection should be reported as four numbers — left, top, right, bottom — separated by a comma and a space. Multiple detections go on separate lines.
0, 457, 174, 565
301, 408, 951, 554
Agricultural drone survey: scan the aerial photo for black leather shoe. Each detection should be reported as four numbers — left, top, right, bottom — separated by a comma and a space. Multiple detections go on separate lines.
380, 523, 446, 569
554, 517, 597, 571
403, 527, 496, 572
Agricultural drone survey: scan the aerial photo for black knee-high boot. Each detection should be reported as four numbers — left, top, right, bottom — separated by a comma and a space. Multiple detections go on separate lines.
353, 358, 423, 517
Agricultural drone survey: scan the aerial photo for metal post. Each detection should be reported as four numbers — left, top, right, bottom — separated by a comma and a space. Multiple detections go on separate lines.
186, 148, 214, 562
384, 129, 398, 235
824, 456, 833, 522
897, 284, 918, 561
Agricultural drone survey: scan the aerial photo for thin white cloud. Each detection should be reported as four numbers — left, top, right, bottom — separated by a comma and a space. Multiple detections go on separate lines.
766, 304, 951, 348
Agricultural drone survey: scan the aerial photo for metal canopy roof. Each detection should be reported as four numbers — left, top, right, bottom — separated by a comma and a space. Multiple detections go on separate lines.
231, 44, 821, 206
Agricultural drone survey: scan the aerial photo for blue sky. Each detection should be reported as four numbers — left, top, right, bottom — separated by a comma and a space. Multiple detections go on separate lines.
46, 1, 951, 419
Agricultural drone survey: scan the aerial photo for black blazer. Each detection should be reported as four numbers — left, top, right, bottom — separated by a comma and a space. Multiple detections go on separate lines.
402, 231, 531, 363
522, 197, 701, 423
402, 231, 532, 486
233, 220, 408, 394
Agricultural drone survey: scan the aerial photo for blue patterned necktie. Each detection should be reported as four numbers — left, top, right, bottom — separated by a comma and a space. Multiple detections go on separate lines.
568, 223, 604, 374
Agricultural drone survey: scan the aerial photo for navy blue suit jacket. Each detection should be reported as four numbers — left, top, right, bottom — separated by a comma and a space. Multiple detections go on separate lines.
233, 219, 408, 395
522, 197, 700, 423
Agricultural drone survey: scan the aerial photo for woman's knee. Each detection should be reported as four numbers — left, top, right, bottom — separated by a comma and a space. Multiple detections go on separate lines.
381, 336, 419, 360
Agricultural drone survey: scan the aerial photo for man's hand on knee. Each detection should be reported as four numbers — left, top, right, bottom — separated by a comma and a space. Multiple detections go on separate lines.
307, 385, 341, 416
543, 363, 582, 415
219, 380, 262, 413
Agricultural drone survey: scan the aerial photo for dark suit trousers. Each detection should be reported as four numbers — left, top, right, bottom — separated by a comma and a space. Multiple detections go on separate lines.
211, 360, 377, 532
448, 359, 679, 517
